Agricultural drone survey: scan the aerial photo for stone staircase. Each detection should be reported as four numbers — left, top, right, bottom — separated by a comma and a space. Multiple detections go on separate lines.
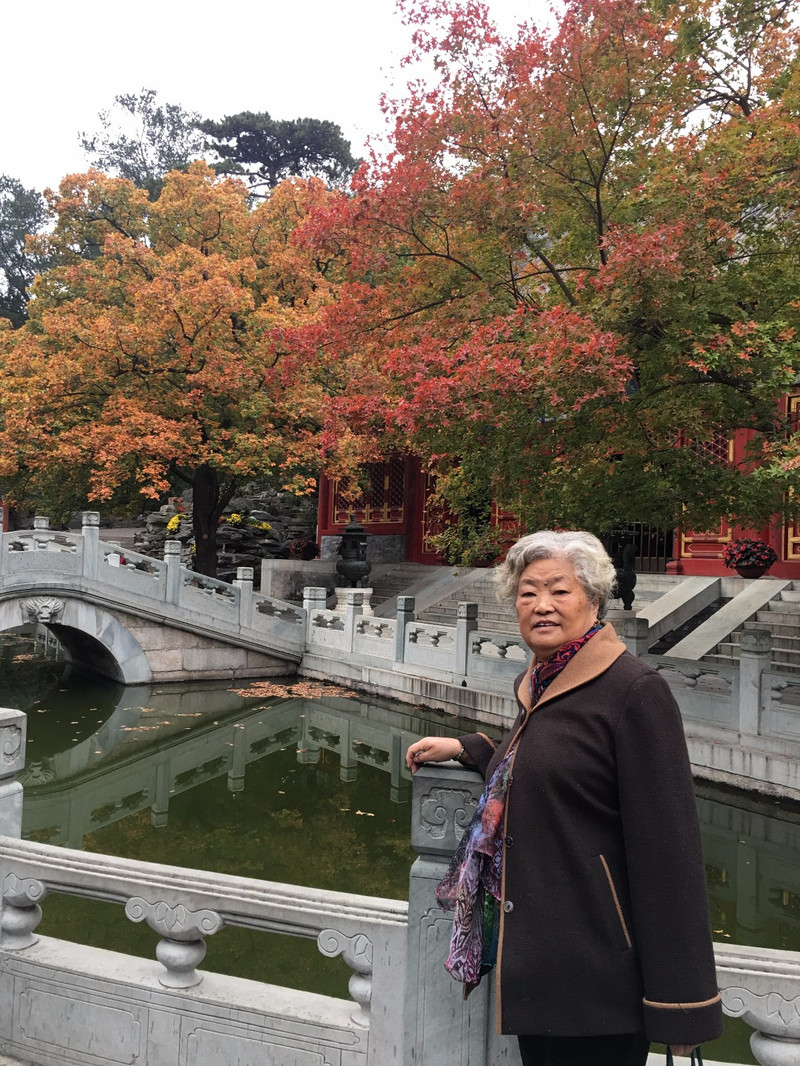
417, 570, 518, 633
416, 570, 672, 635
704, 580, 800, 674
365, 563, 443, 614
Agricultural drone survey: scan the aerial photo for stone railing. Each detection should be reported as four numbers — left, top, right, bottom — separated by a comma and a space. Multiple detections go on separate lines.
409, 762, 800, 1066
304, 589, 528, 678
304, 590, 800, 798
1, 704, 799, 1065
0, 708, 405, 1066
0, 513, 306, 663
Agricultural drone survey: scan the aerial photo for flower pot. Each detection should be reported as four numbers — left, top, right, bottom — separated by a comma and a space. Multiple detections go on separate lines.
735, 565, 768, 579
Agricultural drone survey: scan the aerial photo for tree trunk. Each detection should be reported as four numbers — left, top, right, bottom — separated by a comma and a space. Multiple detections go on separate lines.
192, 464, 225, 577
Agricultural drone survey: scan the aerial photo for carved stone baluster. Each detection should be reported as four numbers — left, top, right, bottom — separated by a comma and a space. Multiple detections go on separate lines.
1, 873, 48, 949
722, 983, 800, 1066
317, 928, 373, 1026
125, 897, 222, 988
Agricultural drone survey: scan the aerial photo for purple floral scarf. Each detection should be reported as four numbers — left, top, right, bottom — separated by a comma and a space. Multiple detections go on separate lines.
435, 622, 603, 990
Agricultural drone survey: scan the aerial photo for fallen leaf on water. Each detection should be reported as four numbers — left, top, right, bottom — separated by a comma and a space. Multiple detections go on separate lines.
232, 679, 357, 699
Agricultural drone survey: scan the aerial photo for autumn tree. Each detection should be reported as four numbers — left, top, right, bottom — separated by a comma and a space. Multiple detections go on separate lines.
0, 175, 49, 327
201, 111, 359, 194
313, 0, 800, 556
79, 90, 205, 197
0, 165, 352, 575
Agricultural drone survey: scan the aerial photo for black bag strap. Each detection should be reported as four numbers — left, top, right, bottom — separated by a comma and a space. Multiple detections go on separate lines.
666, 1049, 704, 1066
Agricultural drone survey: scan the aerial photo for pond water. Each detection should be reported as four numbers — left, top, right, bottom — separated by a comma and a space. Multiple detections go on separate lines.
3, 629, 799, 1064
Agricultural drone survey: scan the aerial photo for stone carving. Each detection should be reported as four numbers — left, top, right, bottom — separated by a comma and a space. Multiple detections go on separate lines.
419, 786, 477, 843
472, 636, 528, 661
356, 619, 393, 639
0, 724, 23, 767
183, 574, 236, 604
722, 986, 800, 1036
2, 873, 49, 950
125, 897, 223, 941
3, 873, 47, 908
22, 597, 65, 623
19, 759, 55, 784
318, 928, 373, 972
126, 897, 223, 989
256, 599, 303, 625
318, 928, 373, 1025
770, 681, 800, 708
408, 626, 453, 649
654, 662, 732, 695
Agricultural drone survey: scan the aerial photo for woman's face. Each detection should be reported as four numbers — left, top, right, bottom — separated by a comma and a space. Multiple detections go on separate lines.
515, 556, 600, 661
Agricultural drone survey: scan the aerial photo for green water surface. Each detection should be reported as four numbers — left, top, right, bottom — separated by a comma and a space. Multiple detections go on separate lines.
3, 631, 799, 1063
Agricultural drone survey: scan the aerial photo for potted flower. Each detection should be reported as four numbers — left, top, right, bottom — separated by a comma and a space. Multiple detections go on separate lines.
722, 537, 778, 578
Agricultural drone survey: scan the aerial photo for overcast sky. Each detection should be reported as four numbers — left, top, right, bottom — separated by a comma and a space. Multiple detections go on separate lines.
3, 0, 550, 194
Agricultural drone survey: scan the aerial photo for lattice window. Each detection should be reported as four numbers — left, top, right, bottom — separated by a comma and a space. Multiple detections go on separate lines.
690, 432, 733, 465
788, 395, 800, 434
331, 455, 406, 526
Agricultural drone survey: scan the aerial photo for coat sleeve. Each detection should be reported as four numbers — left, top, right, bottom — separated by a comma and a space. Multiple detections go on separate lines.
615, 670, 724, 1047
458, 732, 498, 779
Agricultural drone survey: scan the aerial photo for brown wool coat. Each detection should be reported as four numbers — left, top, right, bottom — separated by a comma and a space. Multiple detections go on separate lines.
459, 624, 724, 1045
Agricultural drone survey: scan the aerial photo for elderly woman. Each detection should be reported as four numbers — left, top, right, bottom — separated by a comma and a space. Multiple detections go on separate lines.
405, 531, 723, 1066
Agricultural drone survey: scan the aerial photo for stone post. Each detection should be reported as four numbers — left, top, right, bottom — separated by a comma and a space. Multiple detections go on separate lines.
81, 511, 100, 579
0, 708, 46, 952
339, 720, 357, 783
0, 710, 26, 838
234, 566, 254, 628
738, 630, 771, 736
395, 596, 416, 665
32, 515, 50, 552
164, 539, 182, 605
303, 587, 329, 643
339, 589, 365, 655
406, 762, 495, 1066
227, 722, 248, 793
150, 763, 171, 828
620, 615, 650, 657
455, 602, 479, 677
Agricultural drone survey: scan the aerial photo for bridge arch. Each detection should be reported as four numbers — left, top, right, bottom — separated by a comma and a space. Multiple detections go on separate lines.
0, 594, 152, 685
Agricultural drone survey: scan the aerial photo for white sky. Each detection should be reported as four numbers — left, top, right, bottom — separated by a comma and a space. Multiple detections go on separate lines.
3, 0, 550, 194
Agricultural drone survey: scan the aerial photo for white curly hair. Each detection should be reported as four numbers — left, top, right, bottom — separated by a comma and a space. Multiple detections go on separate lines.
494, 530, 616, 619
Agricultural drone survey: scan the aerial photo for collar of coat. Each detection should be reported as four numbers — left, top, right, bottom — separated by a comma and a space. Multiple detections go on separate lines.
516, 622, 627, 715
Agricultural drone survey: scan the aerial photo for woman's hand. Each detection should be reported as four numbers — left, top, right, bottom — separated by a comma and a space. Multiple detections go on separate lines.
669, 1046, 699, 1058
405, 736, 462, 773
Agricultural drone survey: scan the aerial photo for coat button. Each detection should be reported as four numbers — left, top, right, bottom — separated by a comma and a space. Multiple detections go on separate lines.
504, 835, 514, 848
503, 900, 514, 913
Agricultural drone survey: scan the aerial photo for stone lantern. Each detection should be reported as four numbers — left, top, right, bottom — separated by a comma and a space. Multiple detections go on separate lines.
336, 516, 371, 588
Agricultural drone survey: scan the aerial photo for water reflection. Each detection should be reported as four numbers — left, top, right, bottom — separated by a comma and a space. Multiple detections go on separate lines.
2, 630, 800, 1061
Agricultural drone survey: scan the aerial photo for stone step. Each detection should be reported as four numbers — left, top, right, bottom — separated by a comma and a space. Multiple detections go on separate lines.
780, 589, 800, 602
762, 601, 800, 617
748, 617, 800, 636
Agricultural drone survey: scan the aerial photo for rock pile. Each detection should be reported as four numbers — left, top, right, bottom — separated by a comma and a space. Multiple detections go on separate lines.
133, 488, 318, 582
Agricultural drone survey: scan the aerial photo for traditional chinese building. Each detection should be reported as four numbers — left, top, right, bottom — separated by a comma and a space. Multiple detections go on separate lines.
317, 399, 800, 579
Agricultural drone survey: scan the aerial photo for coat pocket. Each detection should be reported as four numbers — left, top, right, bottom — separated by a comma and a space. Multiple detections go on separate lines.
594, 853, 633, 951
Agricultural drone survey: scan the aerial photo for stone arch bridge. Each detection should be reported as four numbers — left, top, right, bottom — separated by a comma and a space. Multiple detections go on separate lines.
0, 514, 305, 683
